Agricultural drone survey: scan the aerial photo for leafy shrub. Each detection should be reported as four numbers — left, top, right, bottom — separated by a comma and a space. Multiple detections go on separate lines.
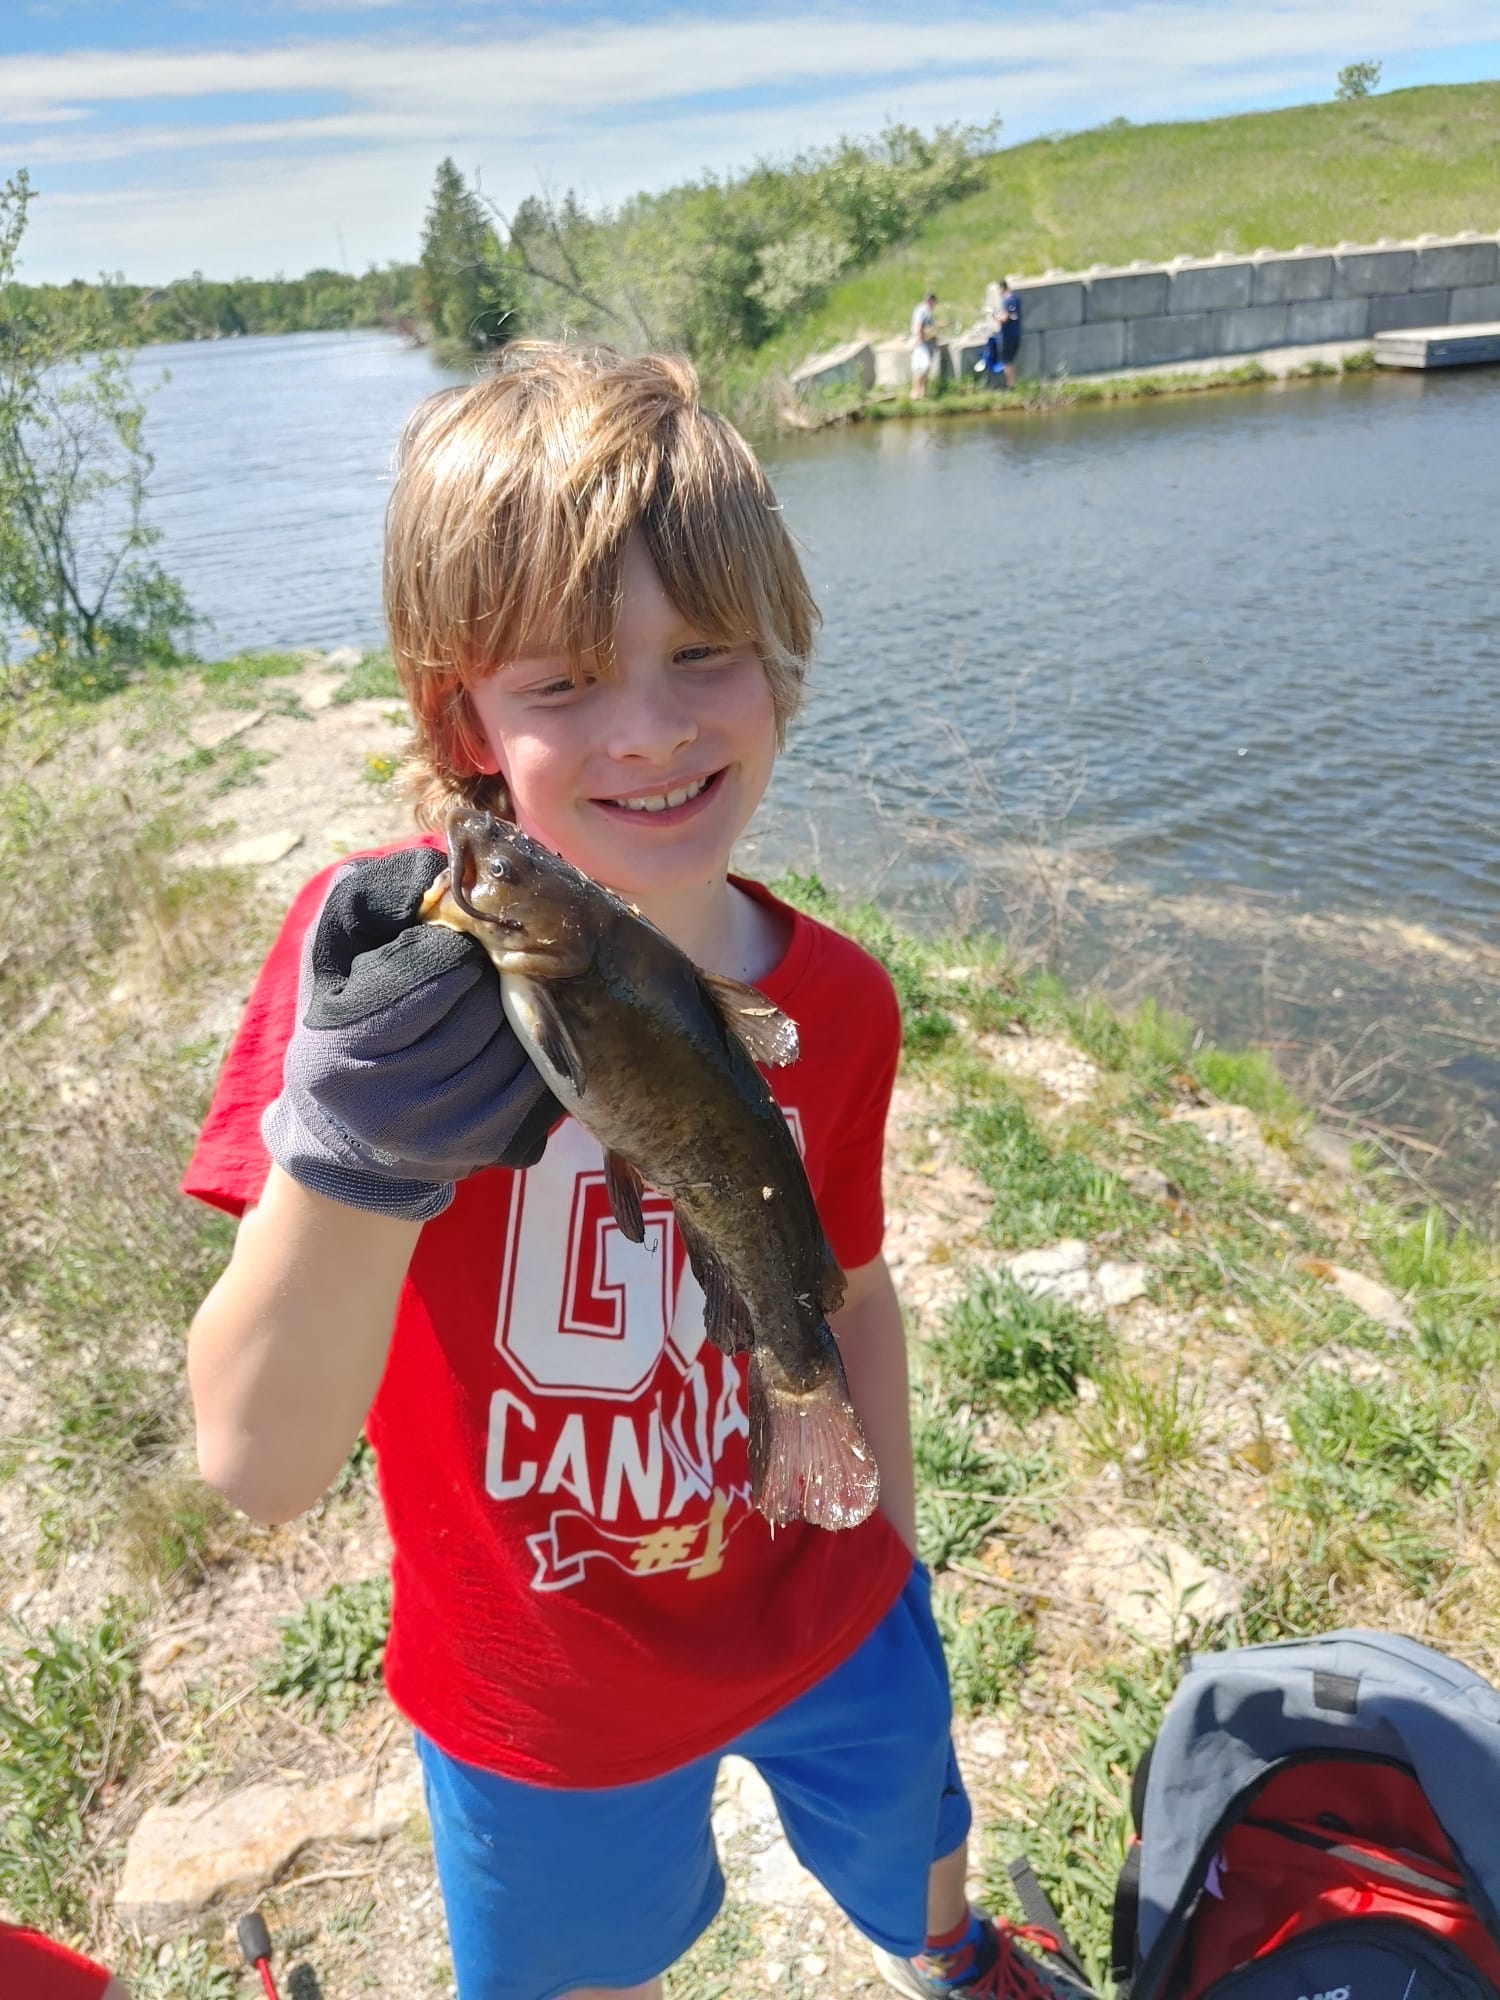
263, 1575, 392, 1723
0, 1608, 142, 1927
937, 1274, 1106, 1419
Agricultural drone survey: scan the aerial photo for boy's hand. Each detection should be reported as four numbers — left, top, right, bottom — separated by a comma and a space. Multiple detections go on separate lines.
262, 847, 561, 1221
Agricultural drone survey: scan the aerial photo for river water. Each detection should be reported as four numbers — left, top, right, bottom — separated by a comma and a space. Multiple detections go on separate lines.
139, 330, 1499, 1215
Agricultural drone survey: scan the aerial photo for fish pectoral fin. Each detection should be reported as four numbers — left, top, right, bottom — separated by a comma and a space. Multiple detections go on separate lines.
675, 1210, 753, 1353
604, 1151, 647, 1244
698, 972, 799, 1068
525, 984, 588, 1099
818, 1237, 847, 1318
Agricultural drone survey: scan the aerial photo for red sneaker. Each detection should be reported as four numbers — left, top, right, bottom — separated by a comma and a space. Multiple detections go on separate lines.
873, 1915, 1096, 2000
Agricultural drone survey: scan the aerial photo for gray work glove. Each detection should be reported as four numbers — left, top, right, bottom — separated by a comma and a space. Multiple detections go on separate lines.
262, 846, 562, 1221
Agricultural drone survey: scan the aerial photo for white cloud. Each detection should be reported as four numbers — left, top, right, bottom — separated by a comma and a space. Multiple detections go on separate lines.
10, 2, 1499, 280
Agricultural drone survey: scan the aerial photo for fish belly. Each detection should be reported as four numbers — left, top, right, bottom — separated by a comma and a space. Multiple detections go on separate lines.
500, 974, 585, 1117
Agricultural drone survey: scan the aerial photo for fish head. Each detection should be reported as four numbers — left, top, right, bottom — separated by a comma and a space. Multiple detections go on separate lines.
443, 807, 596, 972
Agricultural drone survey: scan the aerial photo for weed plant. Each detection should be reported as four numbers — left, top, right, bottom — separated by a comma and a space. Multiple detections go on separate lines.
956, 1092, 1149, 1248
331, 647, 403, 704
911, 1385, 1054, 1570
937, 1274, 1106, 1419
0, 1607, 142, 1930
263, 1576, 393, 1724
771, 871, 955, 1051
985, 1653, 1175, 1988
1075, 1356, 1205, 1488
930, 1588, 1034, 1715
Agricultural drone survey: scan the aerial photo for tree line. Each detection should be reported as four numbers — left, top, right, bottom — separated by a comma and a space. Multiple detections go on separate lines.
1, 117, 999, 691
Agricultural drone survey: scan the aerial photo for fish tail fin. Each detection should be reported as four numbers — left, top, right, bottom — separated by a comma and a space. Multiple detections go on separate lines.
748, 1340, 880, 1531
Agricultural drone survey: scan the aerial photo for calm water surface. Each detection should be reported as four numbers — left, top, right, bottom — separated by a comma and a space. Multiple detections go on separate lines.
139, 331, 1500, 1205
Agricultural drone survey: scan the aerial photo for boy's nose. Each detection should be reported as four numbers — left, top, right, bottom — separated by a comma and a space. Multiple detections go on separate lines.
604, 678, 698, 764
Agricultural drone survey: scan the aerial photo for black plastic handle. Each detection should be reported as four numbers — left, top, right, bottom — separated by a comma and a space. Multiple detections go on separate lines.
237, 1911, 273, 1965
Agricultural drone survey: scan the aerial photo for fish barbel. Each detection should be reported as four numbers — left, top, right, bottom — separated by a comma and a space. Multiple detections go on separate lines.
417, 805, 880, 1532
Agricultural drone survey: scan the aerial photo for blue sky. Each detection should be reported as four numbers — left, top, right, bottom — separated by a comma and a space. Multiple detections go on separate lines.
6, 1, 1500, 285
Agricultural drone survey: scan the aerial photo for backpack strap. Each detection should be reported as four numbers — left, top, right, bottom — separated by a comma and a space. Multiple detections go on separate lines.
1112, 1836, 1143, 1997
1007, 1854, 1091, 1986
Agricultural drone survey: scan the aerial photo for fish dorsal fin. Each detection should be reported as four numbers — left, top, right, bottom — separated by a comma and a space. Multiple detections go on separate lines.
604, 1151, 646, 1244
524, 984, 587, 1100
699, 972, 799, 1069
675, 1208, 753, 1354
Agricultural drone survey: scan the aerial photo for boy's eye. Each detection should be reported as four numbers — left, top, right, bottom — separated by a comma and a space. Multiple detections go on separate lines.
531, 674, 592, 698
675, 645, 726, 665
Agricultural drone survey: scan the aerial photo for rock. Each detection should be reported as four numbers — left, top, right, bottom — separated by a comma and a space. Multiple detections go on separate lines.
1304, 1124, 1357, 1178
1096, 1261, 1149, 1309
1122, 1163, 1171, 1200
219, 829, 303, 867
979, 1032, 1101, 1106
301, 680, 341, 712
139, 1627, 212, 1701
711, 1756, 817, 1910
1303, 1259, 1414, 1334
1169, 1102, 1293, 1185
1005, 1240, 1089, 1285
322, 646, 364, 670
115, 1753, 424, 1926
190, 709, 265, 751
1060, 1524, 1241, 1647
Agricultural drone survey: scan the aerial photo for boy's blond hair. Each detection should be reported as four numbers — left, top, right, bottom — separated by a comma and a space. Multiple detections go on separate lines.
384, 343, 819, 827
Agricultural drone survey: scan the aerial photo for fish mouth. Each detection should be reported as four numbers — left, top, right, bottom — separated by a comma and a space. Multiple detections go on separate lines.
446, 818, 530, 930
594, 769, 724, 819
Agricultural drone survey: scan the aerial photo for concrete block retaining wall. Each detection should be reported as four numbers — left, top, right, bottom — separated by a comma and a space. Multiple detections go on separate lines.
1004, 232, 1500, 380
793, 232, 1500, 395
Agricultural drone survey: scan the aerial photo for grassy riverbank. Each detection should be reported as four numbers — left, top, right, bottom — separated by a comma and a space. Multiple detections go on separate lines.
2, 661, 1497, 1993
780, 347, 1377, 429
733, 80, 1500, 396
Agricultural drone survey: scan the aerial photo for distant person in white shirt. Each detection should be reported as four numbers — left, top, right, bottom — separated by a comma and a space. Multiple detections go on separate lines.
909, 292, 939, 399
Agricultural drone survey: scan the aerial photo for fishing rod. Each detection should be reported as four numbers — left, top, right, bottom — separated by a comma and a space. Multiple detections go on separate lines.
237, 1911, 282, 2000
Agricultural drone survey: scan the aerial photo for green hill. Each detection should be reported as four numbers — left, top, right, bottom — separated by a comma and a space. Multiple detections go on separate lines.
747, 81, 1500, 380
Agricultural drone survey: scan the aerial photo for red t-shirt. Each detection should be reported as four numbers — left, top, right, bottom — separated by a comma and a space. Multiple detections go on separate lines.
0, 1924, 112, 1998
183, 842, 912, 1786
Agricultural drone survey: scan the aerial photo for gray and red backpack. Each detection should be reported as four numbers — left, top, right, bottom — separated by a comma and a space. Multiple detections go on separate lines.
1106, 1630, 1500, 2000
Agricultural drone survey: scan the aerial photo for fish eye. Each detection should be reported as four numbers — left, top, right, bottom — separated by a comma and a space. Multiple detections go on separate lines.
486, 852, 517, 882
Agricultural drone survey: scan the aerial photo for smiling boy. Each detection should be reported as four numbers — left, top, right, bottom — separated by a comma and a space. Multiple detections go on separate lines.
184, 345, 1082, 2000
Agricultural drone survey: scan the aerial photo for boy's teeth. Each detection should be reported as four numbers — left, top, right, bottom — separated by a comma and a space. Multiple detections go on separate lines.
621, 776, 710, 813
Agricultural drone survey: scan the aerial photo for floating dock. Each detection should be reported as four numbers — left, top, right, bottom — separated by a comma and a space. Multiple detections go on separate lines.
1374, 321, 1500, 369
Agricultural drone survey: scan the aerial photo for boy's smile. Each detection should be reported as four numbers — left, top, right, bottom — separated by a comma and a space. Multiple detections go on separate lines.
467, 532, 779, 941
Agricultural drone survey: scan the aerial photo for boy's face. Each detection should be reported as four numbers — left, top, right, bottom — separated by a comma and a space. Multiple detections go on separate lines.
467, 530, 779, 907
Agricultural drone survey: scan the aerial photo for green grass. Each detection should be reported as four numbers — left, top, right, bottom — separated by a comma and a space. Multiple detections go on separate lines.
0, 1608, 143, 1930
984, 1654, 1175, 1989
770, 870, 956, 1051
931, 1587, 1034, 1715
197, 649, 306, 690
331, 647, 404, 704
955, 1093, 1150, 1249
937, 1273, 1107, 1420
1075, 1354, 1205, 1488
911, 1386, 1055, 1571
263, 1575, 393, 1724
740, 82, 1500, 382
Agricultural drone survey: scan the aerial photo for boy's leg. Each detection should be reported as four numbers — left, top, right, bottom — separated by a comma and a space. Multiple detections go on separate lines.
927, 1837, 970, 1937
564, 1984, 662, 1999
415, 1732, 720, 2000
734, 1562, 964, 1960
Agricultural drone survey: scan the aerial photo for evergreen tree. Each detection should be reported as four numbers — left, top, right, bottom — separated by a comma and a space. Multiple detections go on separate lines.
418, 158, 523, 351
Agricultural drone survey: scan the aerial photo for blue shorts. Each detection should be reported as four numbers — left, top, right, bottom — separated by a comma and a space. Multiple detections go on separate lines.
415, 1562, 970, 2000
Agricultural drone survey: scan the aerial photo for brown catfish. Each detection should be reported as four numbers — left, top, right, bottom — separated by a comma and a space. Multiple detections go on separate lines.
419, 805, 879, 1532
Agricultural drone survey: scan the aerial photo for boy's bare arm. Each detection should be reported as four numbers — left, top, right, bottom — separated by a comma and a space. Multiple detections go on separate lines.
188, 1166, 421, 1524
833, 1254, 917, 1555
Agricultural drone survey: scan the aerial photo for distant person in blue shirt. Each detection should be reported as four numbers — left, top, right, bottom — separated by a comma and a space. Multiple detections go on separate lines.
975, 279, 1023, 389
